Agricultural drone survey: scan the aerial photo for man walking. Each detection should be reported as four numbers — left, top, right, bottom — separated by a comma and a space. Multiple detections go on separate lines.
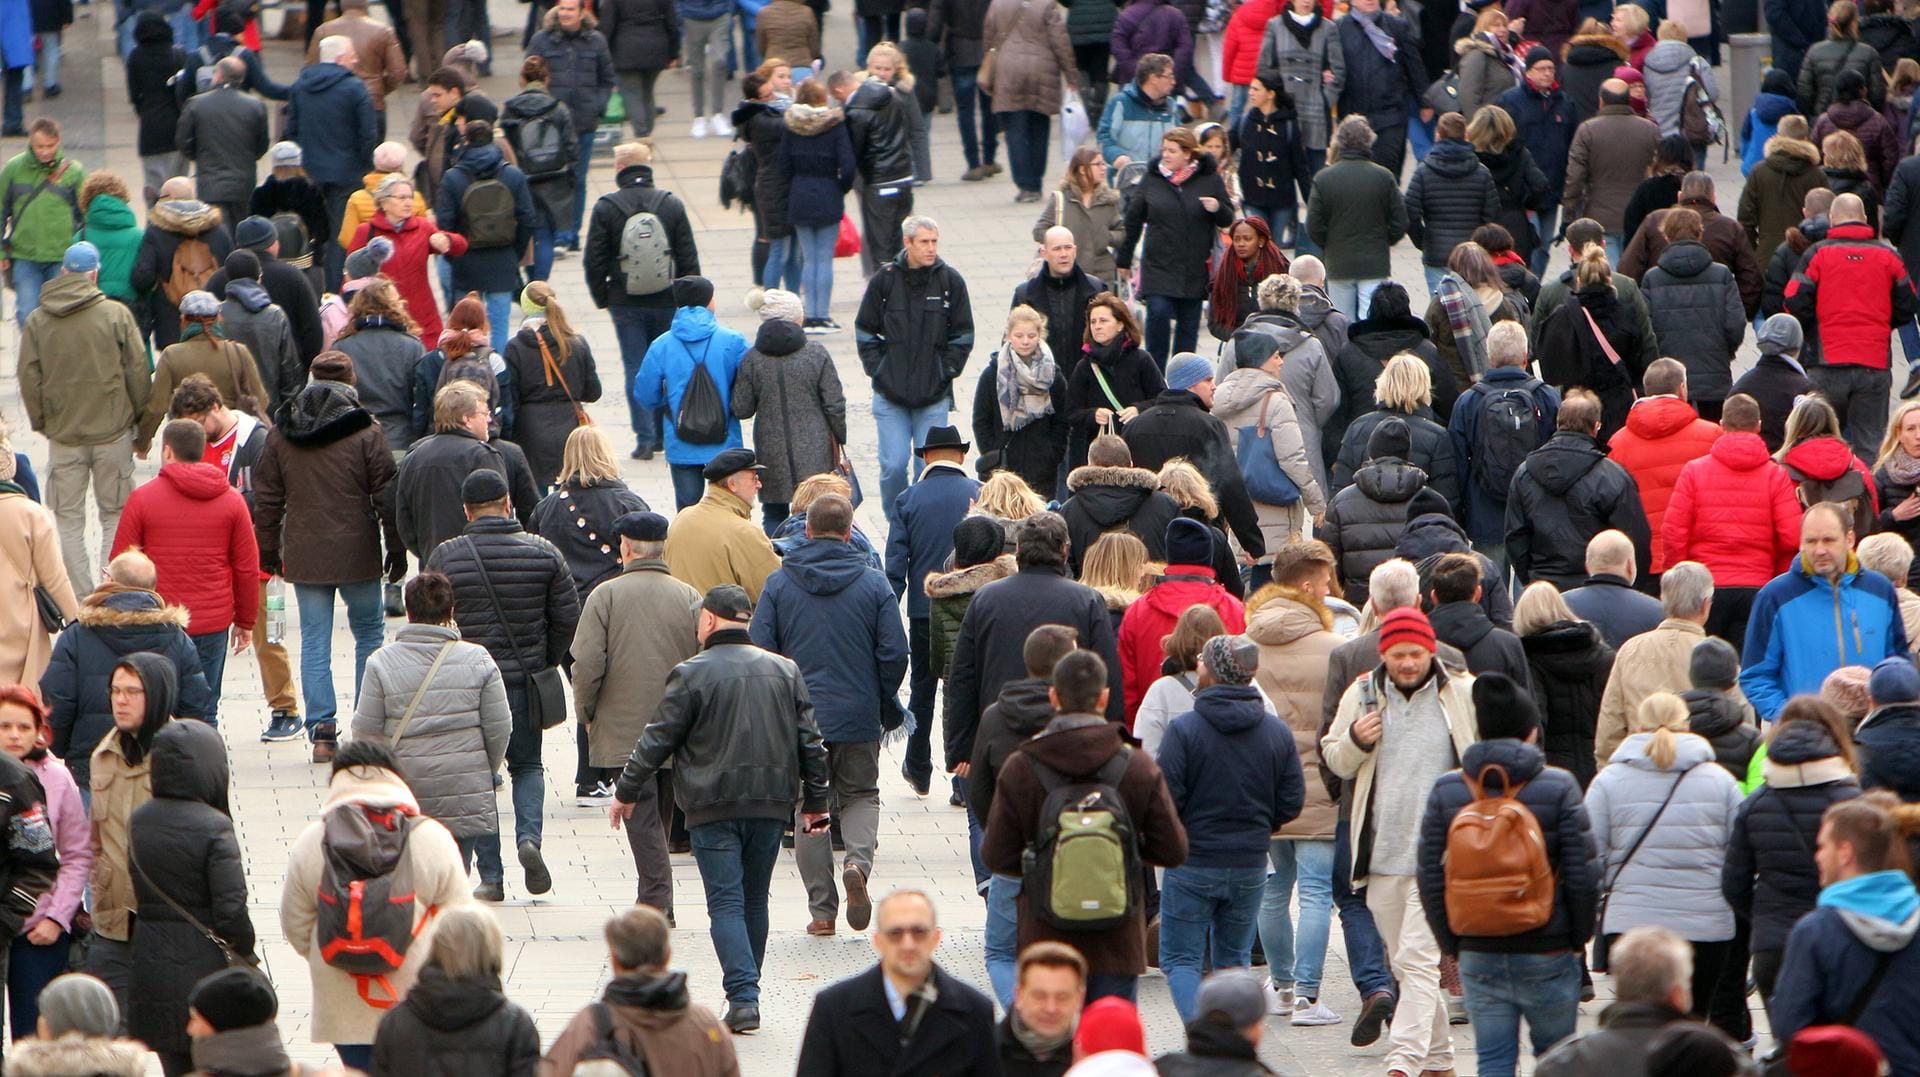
634, 276, 750, 508
663, 448, 782, 601
435, 121, 536, 348
1504, 391, 1652, 591
394, 383, 540, 563
1012, 228, 1108, 364
0, 119, 85, 325
1593, 560, 1723, 766
830, 68, 916, 273
19, 242, 149, 596
306, 0, 409, 138
130, 177, 234, 351
1562, 80, 1659, 259
286, 36, 379, 289
855, 217, 973, 528
750, 494, 907, 936
428, 468, 581, 900
1333, 0, 1426, 178
610, 583, 831, 1035
1562, 531, 1664, 648
1446, 321, 1558, 571
176, 57, 271, 229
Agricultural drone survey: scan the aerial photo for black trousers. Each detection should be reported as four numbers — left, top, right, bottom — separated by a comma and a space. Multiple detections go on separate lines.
905, 615, 937, 784
857, 180, 913, 276
1707, 916, 1752, 1042
1368, 122, 1408, 180
1705, 586, 1760, 658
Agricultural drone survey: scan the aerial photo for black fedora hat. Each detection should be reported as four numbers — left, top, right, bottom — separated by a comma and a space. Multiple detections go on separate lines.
915, 425, 971, 456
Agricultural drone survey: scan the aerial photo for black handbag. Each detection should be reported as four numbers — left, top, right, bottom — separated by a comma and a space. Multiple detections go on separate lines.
131, 850, 264, 975
461, 538, 568, 730
0, 529, 66, 633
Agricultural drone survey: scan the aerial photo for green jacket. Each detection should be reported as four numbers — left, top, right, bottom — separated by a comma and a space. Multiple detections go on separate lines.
1305, 152, 1408, 282
20, 272, 150, 446
925, 555, 1015, 679
82, 194, 142, 302
0, 149, 85, 263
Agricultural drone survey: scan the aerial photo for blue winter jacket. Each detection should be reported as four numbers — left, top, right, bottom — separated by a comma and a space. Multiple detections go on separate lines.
1741, 92, 1800, 175
283, 62, 376, 187
40, 589, 214, 765
633, 305, 749, 467
1740, 553, 1909, 720
1493, 81, 1577, 197
1097, 82, 1180, 168
1445, 367, 1561, 546
749, 537, 909, 744
676, 0, 730, 21
883, 462, 980, 619
436, 143, 539, 295
1771, 870, 1920, 1077
1157, 683, 1304, 869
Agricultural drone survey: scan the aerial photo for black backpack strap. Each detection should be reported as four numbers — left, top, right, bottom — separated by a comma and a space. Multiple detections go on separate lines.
1095, 748, 1131, 789
591, 1000, 614, 1039
1847, 950, 1897, 1025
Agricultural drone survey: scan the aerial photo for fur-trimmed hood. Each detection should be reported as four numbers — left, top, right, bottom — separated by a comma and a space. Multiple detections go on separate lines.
1563, 32, 1629, 62
785, 102, 846, 136
1066, 465, 1160, 493
864, 68, 915, 93
5, 1037, 149, 1077
77, 586, 191, 629
925, 554, 1016, 598
1763, 133, 1823, 166
149, 199, 223, 236
1094, 584, 1144, 611
539, 5, 599, 30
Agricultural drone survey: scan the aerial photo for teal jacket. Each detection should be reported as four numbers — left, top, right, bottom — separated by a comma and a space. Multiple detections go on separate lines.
1740, 552, 1909, 720
1097, 82, 1179, 168
0, 149, 84, 263
82, 194, 142, 302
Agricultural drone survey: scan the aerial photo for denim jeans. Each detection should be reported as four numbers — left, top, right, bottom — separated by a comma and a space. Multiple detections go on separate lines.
761, 233, 804, 294
1260, 838, 1335, 996
1422, 263, 1448, 301
1326, 279, 1386, 321
9, 930, 67, 1040
1143, 294, 1203, 366
856, 13, 900, 64
24, 32, 58, 91
1334, 818, 1396, 997
609, 304, 672, 452
793, 223, 838, 320
671, 465, 707, 510
1086, 973, 1138, 1003
873, 394, 950, 531
293, 579, 385, 732
528, 227, 555, 283
1457, 950, 1583, 1077
1242, 203, 1296, 246
11, 259, 56, 325
986, 872, 1022, 1008
481, 290, 513, 354
468, 682, 544, 879
335, 1045, 372, 1070
169, 4, 202, 51
998, 109, 1051, 194
190, 630, 230, 728
568, 131, 596, 240
1159, 864, 1268, 1021
689, 817, 784, 1004
1528, 205, 1560, 277
951, 66, 1000, 170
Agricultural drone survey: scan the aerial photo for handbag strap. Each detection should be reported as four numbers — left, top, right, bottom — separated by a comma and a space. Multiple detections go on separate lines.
1847, 950, 1898, 1024
1089, 362, 1125, 414
461, 536, 540, 678
390, 640, 458, 747
130, 849, 249, 963
1603, 762, 1705, 893
1581, 305, 1625, 367
535, 330, 577, 403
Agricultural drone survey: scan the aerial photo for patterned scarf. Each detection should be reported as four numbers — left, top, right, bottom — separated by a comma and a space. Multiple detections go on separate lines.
1886, 446, 1920, 487
1160, 159, 1199, 185
1435, 272, 1494, 379
996, 342, 1058, 432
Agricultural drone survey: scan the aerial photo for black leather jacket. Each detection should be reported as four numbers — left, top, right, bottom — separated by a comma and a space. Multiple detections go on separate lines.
614, 629, 830, 826
843, 78, 914, 187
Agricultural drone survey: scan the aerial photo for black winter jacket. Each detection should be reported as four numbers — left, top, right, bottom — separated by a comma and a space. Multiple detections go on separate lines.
1428, 600, 1533, 691
526, 20, 617, 138
732, 98, 794, 238
967, 677, 1055, 829
41, 589, 213, 764
1123, 390, 1265, 558
1495, 81, 1578, 193
598, 0, 679, 71
1622, 171, 1683, 251
1730, 354, 1819, 452
584, 165, 701, 308
1012, 266, 1107, 375
1857, 701, 1920, 800
996, 1013, 1072, 1077
527, 479, 650, 595
856, 253, 975, 409
1405, 139, 1501, 268
1059, 464, 1182, 574
204, 252, 324, 365
1327, 313, 1456, 451
1417, 738, 1601, 955
972, 353, 1070, 496
1479, 140, 1554, 262
843, 77, 915, 188
1505, 430, 1653, 591
1685, 689, 1762, 782
1395, 512, 1516, 629
0, 749, 55, 943
1117, 153, 1235, 299
1724, 720, 1861, 950
426, 515, 581, 684
614, 628, 831, 826
1330, 406, 1462, 513
1322, 454, 1452, 604
394, 430, 539, 558
1334, 12, 1426, 124
1232, 104, 1312, 211
369, 967, 541, 1077
1063, 341, 1164, 466
1154, 1020, 1275, 1077
126, 17, 184, 157
127, 721, 252, 1056
1642, 240, 1749, 404
1522, 619, 1613, 790
1536, 284, 1654, 437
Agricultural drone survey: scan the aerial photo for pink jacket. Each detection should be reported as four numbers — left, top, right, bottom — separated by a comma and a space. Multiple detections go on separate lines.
24, 754, 89, 933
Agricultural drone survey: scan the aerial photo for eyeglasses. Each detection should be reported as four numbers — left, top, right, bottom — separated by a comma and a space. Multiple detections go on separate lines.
880, 925, 934, 940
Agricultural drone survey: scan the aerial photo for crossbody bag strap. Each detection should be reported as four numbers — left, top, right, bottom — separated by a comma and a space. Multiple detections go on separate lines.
535, 330, 575, 400
1581, 305, 1625, 367
1089, 362, 1125, 414
1604, 762, 1703, 891
461, 536, 539, 678
1847, 949, 1898, 1024
390, 639, 458, 746
130, 849, 248, 962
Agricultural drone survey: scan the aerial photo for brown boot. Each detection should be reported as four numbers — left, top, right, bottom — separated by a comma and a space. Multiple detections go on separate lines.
806, 919, 836, 936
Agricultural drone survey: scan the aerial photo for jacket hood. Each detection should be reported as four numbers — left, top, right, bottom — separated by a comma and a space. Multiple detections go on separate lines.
454, 142, 507, 179
225, 278, 273, 313
1422, 138, 1483, 179
160, 461, 237, 502
780, 538, 875, 596
1022, 713, 1128, 776
1820, 870, 1920, 951
1565, 32, 1629, 62
1624, 395, 1705, 440
322, 764, 422, 814
1752, 91, 1798, 124
1396, 512, 1472, 561
1242, 311, 1312, 352
1429, 600, 1495, 650
1610, 729, 1717, 771
785, 102, 845, 135
503, 90, 566, 126
1642, 39, 1696, 73
1295, 288, 1337, 329
603, 970, 691, 1012
1782, 436, 1860, 482
78, 587, 192, 630
282, 380, 374, 447
1141, 572, 1227, 620
1354, 457, 1430, 503
1246, 592, 1332, 646
1764, 714, 1847, 765
1210, 368, 1287, 421
1526, 430, 1608, 495
150, 199, 223, 235
670, 304, 720, 342
1762, 67, 1798, 98
1708, 430, 1774, 471
1460, 737, 1546, 785
405, 966, 510, 1031
925, 554, 1016, 598
189, 1022, 293, 1077
1066, 466, 1160, 526
87, 193, 137, 230
1523, 619, 1604, 666
1764, 136, 1823, 168
34, 271, 104, 317
147, 717, 230, 814
1653, 238, 1715, 279
115, 651, 177, 760
1348, 314, 1430, 354
1683, 687, 1748, 740
293, 62, 361, 92
1190, 683, 1271, 735
752, 318, 807, 356
992, 677, 1061, 738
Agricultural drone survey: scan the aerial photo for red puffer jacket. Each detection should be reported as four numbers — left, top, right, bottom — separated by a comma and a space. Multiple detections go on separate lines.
109, 463, 260, 636
1607, 396, 1721, 571
1664, 431, 1804, 587
1785, 221, 1920, 370
1780, 435, 1882, 537
1117, 564, 1246, 722
347, 213, 469, 347
1220, 0, 1281, 87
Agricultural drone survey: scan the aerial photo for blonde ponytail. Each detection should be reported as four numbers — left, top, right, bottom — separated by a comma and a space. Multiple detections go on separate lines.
1574, 243, 1614, 291
1633, 691, 1691, 769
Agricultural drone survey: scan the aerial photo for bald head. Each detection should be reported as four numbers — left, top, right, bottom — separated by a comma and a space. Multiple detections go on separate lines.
1679, 171, 1715, 202
1042, 226, 1077, 274
373, 141, 408, 172
1290, 254, 1326, 287
1586, 529, 1637, 581
1833, 192, 1868, 224
214, 56, 245, 84
159, 176, 194, 200
1600, 78, 1630, 105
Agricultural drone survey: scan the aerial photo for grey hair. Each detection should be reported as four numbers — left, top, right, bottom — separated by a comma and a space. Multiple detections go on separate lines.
1368, 559, 1421, 613
424, 905, 504, 981
318, 34, 352, 63
1289, 254, 1326, 286
1585, 529, 1635, 574
1487, 321, 1529, 368
374, 173, 413, 203
1610, 926, 1693, 1008
629, 539, 666, 559
1860, 533, 1915, 586
1257, 273, 1302, 313
901, 215, 939, 242
1660, 561, 1715, 619
1332, 115, 1376, 158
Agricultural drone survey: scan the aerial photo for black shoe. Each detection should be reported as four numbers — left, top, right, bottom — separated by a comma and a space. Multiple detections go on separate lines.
261, 710, 302, 742
901, 763, 930, 797
2, 127, 24, 138
669, 837, 691, 854
724, 1004, 760, 1033
1351, 990, 1395, 1047
43, 85, 58, 98
473, 881, 505, 902
948, 788, 965, 807
384, 582, 403, 617
1903, 365, 1920, 400
518, 839, 552, 895
310, 722, 338, 764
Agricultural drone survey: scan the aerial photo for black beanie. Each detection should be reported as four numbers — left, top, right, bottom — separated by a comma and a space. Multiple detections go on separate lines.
189, 968, 278, 1033
1366, 415, 1413, 462
951, 516, 1005, 568
1470, 671, 1540, 740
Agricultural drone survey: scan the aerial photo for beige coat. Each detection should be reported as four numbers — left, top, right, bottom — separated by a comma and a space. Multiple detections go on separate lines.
1593, 616, 1751, 768
0, 493, 77, 686
1322, 661, 1478, 887
279, 766, 470, 1046
982, 0, 1077, 115
1246, 589, 1341, 840
88, 733, 153, 942
664, 486, 781, 601
1898, 589, 1920, 655
571, 559, 702, 768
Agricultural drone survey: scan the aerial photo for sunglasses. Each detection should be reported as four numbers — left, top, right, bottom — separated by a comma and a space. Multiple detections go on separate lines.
880, 925, 934, 940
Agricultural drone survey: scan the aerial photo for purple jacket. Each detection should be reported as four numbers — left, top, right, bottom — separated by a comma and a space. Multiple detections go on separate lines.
25, 754, 88, 934
1112, 0, 1191, 84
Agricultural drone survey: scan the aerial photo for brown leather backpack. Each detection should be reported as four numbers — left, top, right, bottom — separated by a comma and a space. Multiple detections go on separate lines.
1443, 762, 1556, 937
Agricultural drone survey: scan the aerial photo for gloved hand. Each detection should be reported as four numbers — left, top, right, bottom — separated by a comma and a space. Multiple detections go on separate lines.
385, 548, 409, 585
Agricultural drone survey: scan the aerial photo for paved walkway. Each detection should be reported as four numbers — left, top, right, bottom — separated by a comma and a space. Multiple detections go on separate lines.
1, 4, 1780, 1072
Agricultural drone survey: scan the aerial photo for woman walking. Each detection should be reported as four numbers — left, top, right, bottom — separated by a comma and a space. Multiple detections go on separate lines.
0, 466, 74, 686
529, 427, 651, 598
973, 304, 1071, 497
498, 56, 579, 285
501, 281, 600, 487
0, 684, 89, 1041
1032, 148, 1126, 283
370, 906, 540, 1076
777, 79, 856, 333
1468, 105, 1551, 268
599, 0, 679, 137
1116, 127, 1236, 363
1256, 0, 1340, 242
347, 174, 469, 347
1232, 71, 1312, 243
334, 281, 430, 452
1208, 217, 1288, 340
1538, 245, 1654, 438
1455, 8, 1524, 117
731, 287, 848, 530
1514, 582, 1614, 789
1800, 0, 1886, 115
1064, 293, 1165, 467
247, 143, 333, 298
1422, 240, 1528, 393
735, 64, 801, 293
983, 0, 1079, 202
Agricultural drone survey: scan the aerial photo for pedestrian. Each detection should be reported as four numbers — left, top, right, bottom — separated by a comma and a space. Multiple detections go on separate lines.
601, 0, 679, 138
774, 81, 855, 334
332, 278, 429, 453
1621, 134, 1691, 252
1823, 131, 1885, 238
1454, 11, 1523, 118
1777, 395, 1880, 538
1305, 117, 1407, 320
435, 122, 536, 353
927, 0, 998, 180
0, 120, 84, 325
1638, 229, 1747, 425
306, 0, 407, 133
1236, 275, 1341, 488
176, 59, 270, 230
1329, 285, 1451, 475
1819, 71, 1903, 192
1117, 519, 1246, 717
497, 57, 579, 284
1684, 638, 1761, 787
1589, 559, 1717, 761
1558, 529, 1662, 642
1405, 114, 1502, 297
728, 291, 845, 532
1859, 534, 1920, 648
1323, 417, 1454, 603
1560, 18, 1628, 121
247, 142, 334, 299
1738, 115, 1827, 269
1731, 316, 1817, 452
1859, 653, 1920, 797
500, 282, 599, 487
1209, 221, 1288, 346
1063, 295, 1163, 470
0, 685, 87, 1042
411, 66, 497, 210
77, 173, 142, 319
1563, 80, 1660, 257
1802, 0, 1887, 115
1013, 228, 1109, 387
215, 253, 303, 420
1331, 353, 1460, 516
983, 0, 1077, 201
0, 437, 68, 694
1428, 551, 1534, 687
973, 304, 1071, 498
1536, 250, 1656, 438
540, 906, 739, 1074
1605, 360, 1723, 584
126, 719, 252, 1076
1512, 582, 1614, 789
368, 905, 539, 1076
662, 447, 782, 602
208, 215, 324, 368
1115, 127, 1234, 363
734, 64, 800, 293
990, 943, 1083, 1076
524, 0, 614, 248
1534, 926, 1699, 1074
126, 13, 185, 206
1120, 358, 1262, 561
1098, 53, 1181, 176
1333, 0, 1428, 177
828, 67, 916, 273
138, 292, 271, 448
1494, 50, 1577, 273
634, 275, 751, 509
285, 36, 378, 289
1470, 104, 1554, 275
279, 739, 471, 1072
1256, 0, 1340, 196
1505, 391, 1653, 590
129, 178, 234, 352
1423, 242, 1528, 397
1211, 322, 1329, 556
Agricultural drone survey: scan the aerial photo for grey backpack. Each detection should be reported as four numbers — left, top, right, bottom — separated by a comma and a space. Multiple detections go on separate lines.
617, 189, 675, 297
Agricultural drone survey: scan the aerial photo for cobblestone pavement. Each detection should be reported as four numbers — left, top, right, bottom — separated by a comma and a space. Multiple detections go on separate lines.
0, 4, 1778, 1071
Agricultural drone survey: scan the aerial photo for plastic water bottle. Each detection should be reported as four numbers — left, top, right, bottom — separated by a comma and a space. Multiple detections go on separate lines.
265, 577, 285, 646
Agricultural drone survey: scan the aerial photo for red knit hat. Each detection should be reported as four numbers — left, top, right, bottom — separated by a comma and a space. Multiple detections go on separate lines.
1378, 607, 1437, 655
1788, 1026, 1885, 1077
1074, 997, 1146, 1057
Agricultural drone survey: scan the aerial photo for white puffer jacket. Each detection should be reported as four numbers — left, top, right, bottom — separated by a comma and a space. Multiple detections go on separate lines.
1586, 730, 1745, 941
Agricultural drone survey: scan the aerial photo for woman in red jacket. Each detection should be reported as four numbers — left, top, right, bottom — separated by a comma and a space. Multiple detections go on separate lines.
1116, 516, 1246, 722
1605, 360, 1724, 573
346, 174, 467, 345
1778, 394, 1880, 537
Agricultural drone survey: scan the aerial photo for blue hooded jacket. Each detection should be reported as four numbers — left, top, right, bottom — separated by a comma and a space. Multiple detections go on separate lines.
283, 62, 376, 187
1772, 870, 1920, 1076
633, 305, 748, 466
1157, 682, 1304, 869
749, 537, 909, 743
1740, 552, 1908, 720
1742, 91, 1800, 176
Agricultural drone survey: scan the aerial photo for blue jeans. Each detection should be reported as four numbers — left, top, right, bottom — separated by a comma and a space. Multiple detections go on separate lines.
481, 291, 512, 354
1327, 279, 1386, 321
873, 394, 949, 531
689, 817, 783, 1005
169, 4, 202, 52
10, 930, 69, 1040
190, 629, 229, 728
1260, 838, 1336, 996
336, 1045, 372, 1070
1228, 83, 1249, 128
529, 227, 555, 284
761, 233, 804, 294
468, 683, 544, 878
1086, 973, 1138, 1003
1604, 233, 1623, 264
999, 109, 1050, 194
671, 464, 707, 510
1159, 864, 1268, 1021
986, 872, 1022, 1007
11, 259, 55, 325
1243, 203, 1296, 246
23, 32, 59, 91
1423, 263, 1447, 301
1334, 819, 1396, 997
952, 66, 1000, 170
793, 223, 838, 320
293, 579, 385, 733
1528, 205, 1560, 277
1144, 294, 1203, 366
610, 304, 672, 452
1457, 950, 1583, 1077
568, 131, 596, 240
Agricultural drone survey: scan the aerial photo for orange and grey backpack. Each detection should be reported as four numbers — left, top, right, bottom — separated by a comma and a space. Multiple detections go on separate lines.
1442, 762, 1555, 937
315, 801, 433, 1007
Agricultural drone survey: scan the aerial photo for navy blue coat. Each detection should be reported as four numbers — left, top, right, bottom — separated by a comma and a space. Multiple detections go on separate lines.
1772, 895, 1920, 1076
1724, 721, 1861, 951
885, 462, 980, 620
778, 108, 858, 230
437, 143, 538, 295
1157, 684, 1304, 870
751, 538, 909, 744
1416, 738, 1602, 956
1858, 701, 1920, 801
1562, 573, 1665, 650
1334, 13, 1427, 127
283, 62, 376, 187
40, 590, 213, 764
1445, 365, 1561, 547
1494, 81, 1578, 199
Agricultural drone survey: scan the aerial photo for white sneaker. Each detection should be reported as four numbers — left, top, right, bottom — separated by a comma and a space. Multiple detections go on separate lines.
690, 116, 710, 139
1263, 981, 1294, 1016
1291, 999, 1341, 1026
710, 112, 734, 137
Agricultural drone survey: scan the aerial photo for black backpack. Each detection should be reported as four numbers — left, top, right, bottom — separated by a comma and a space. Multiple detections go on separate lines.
1469, 377, 1545, 499
719, 146, 756, 210
515, 104, 574, 180
674, 342, 729, 445
458, 173, 519, 249
570, 1003, 650, 1075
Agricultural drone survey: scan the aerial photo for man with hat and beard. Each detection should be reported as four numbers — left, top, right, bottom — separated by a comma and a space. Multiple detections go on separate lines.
664, 447, 781, 601
204, 215, 325, 366
427, 467, 580, 901
611, 583, 831, 1036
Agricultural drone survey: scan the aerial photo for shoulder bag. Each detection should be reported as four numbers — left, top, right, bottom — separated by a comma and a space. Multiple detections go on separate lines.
0, 524, 67, 634
1235, 392, 1303, 506
131, 850, 263, 975
389, 640, 458, 746
536, 330, 592, 428
1592, 761, 1705, 971
460, 537, 568, 730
